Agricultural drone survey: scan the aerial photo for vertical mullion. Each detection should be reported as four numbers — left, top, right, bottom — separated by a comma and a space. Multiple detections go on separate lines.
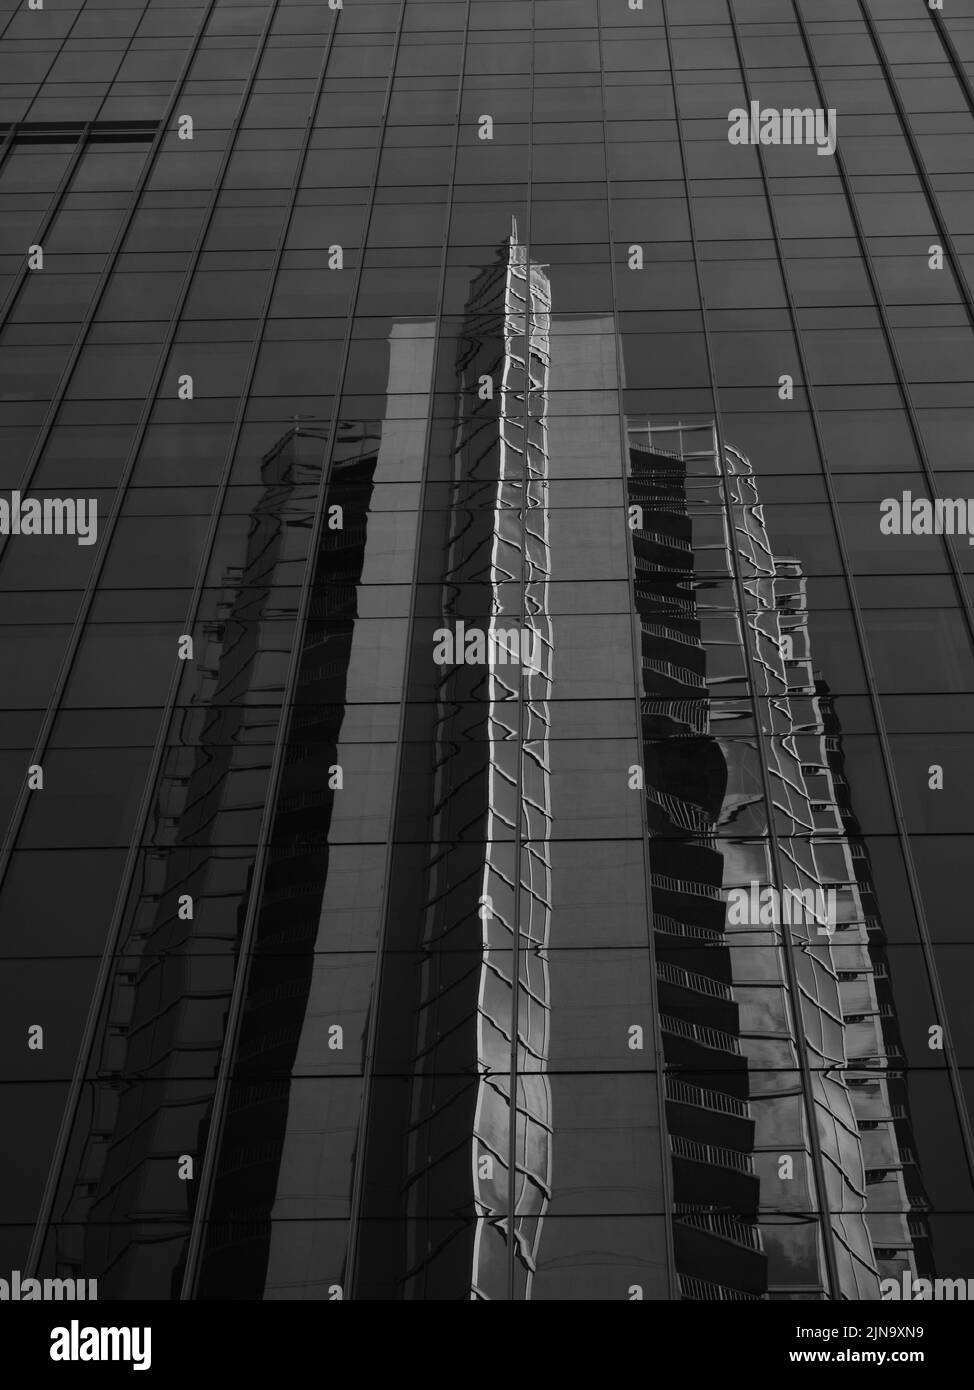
594, 0, 678, 1302
661, 0, 842, 1300
85, 0, 345, 1027
0, 122, 18, 172
22, 0, 291, 1281
787, 0, 974, 654
22, 0, 346, 1285
179, 0, 414, 1301
924, 0, 974, 119
0, 0, 220, 562
0, 123, 90, 334
507, 0, 536, 1305
0, 0, 156, 326
89, 0, 155, 126
728, 1, 974, 1203
856, 2, 974, 336
344, 0, 475, 1301
1, 0, 93, 97
0, 0, 263, 899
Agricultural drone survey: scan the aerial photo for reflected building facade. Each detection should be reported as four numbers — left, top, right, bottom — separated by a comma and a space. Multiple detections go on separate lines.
629, 422, 929, 1299
43, 418, 379, 1296
1, 0, 972, 1303
352, 227, 555, 1300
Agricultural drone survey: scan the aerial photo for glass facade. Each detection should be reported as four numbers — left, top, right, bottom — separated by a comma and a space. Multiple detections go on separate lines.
1, 0, 974, 1302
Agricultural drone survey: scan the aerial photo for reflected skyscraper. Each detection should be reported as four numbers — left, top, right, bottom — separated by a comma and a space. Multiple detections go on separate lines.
39, 419, 379, 1296
630, 422, 929, 1299
353, 227, 554, 1300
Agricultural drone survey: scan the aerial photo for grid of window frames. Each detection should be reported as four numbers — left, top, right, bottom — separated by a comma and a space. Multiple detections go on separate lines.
0, 0, 973, 1301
